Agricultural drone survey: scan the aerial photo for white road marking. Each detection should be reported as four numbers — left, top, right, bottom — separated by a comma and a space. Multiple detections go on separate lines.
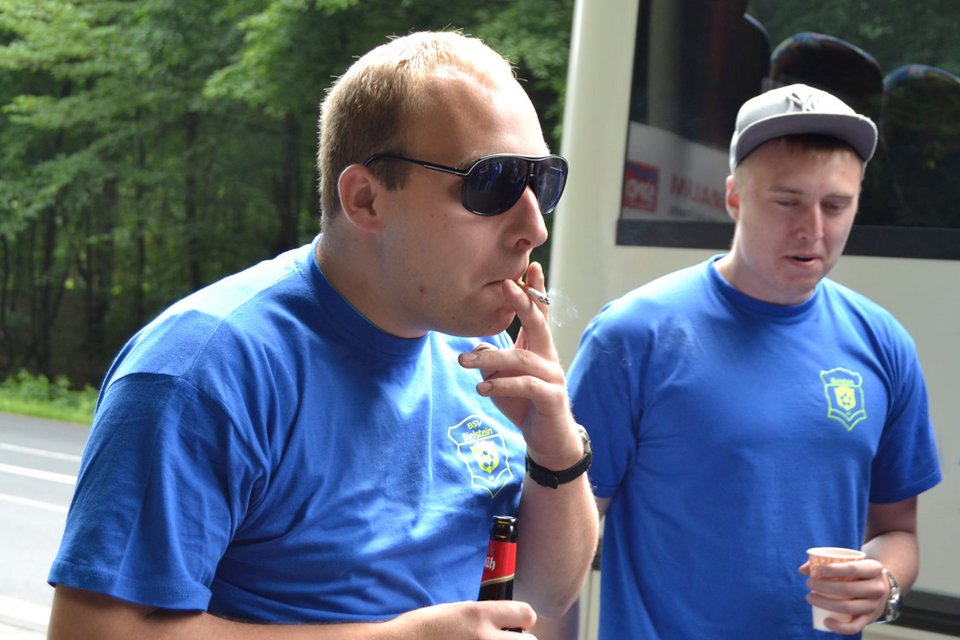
0, 443, 81, 463
0, 464, 76, 486
0, 493, 68, 514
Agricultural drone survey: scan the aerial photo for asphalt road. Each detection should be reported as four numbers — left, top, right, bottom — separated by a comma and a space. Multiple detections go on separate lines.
0, 413, 89, 636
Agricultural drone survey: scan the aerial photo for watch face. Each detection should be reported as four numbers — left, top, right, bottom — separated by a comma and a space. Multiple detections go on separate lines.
886, 590, 901, 621
886, 602, 901, 623
577, 425, 592, 454
879, 569, 901, 623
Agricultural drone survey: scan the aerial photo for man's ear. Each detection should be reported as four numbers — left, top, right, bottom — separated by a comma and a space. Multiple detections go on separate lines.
337, 164, 383, 232
725, 175, 741, 222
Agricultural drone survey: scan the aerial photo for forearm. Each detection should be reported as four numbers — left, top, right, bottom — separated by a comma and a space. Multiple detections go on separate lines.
863, 497, 921, 593
49, 589, 394, 640
863, 529, 919, 593
94, 614, 389, 640
49, 586, 538, 640
514, 473, 599, 619
529, 598, 581, 640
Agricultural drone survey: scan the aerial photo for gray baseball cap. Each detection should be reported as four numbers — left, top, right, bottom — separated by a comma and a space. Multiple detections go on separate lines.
729, 83, 878, 173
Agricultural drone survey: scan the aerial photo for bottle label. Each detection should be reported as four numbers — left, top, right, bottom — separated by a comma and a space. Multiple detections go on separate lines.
479, 539, 516, 586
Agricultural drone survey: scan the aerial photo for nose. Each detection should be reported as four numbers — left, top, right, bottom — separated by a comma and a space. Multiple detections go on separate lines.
796, 205, 825, 241
508, 185, 549, 250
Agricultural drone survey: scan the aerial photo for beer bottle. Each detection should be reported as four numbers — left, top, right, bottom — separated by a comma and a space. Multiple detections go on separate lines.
478, 515, 522, 631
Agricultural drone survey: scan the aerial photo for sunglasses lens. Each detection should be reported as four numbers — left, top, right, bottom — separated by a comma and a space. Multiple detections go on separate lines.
534, 157, 568, 214
462, 156, 568, 216
462, 157, 529, 215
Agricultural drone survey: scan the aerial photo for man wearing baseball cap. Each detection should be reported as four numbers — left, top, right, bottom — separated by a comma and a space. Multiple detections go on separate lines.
558, 84, 942, 639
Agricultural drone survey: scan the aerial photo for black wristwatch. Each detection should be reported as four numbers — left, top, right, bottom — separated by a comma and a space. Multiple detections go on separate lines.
876, 568, 902, 624
525, 425, 592, 489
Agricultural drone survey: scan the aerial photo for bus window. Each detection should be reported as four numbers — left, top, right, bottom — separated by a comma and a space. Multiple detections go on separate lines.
617, 0, 960, 259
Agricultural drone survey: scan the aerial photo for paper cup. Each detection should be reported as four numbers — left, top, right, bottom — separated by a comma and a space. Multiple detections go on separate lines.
806, 547, 866, 631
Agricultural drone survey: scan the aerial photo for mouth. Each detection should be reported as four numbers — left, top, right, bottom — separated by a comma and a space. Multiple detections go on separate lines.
486, 275, 551, 305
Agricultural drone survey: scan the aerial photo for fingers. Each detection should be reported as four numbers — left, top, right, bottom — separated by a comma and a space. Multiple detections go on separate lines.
805, 561, 888, 632
521, 261, 547, 298
458, 345, 566, 412
805, 594, 880, 635
806, 586, 880, 633
807, 572, 888, 602
457, 262, 573, 449
391, 600, 536, 639
809, 558, 882, 582
462, 345, 562, 386
464, 342, 501, 383
510, 262, 555, 356
476, 600, 538, 636
811, 610, 876, 635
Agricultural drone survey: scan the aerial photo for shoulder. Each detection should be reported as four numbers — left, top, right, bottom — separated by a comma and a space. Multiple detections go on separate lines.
820, 279, 914, 343
584, 260, 710, 336
109, 245, 315, 384
817, 279, 923, 375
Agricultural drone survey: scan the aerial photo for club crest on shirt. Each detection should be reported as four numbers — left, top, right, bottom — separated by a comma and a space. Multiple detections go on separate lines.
820, 367, 867, 431
448, 415, 514, 497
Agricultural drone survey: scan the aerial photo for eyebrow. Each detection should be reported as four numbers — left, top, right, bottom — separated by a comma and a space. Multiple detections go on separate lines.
766, 185, 856, 200
767, 185, 804, 195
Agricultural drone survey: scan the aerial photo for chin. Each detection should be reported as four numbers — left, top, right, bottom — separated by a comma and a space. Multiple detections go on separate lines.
445, 312, 514, 338
485, 307, 518, 336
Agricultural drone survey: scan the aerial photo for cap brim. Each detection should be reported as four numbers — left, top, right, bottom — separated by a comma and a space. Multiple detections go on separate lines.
733, 112, 878, 171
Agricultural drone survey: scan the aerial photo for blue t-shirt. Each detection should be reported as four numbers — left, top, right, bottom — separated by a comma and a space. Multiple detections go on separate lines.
568, 257, 942, 640
49, 237, 524, 623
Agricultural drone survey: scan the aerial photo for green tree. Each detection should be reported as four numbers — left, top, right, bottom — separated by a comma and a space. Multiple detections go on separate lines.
749, 0, 960, 75
0, 0, 574, 388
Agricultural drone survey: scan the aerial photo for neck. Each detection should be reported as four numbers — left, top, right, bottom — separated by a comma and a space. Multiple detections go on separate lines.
315, 231, 427, 339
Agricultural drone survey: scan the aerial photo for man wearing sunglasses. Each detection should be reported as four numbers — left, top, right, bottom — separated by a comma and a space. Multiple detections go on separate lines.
47, 31, 597, 639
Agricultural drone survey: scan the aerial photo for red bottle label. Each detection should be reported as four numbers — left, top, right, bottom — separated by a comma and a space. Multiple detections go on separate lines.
480, 539, 517, 586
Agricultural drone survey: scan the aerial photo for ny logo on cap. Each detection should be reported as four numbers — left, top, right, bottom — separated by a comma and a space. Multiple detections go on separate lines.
786, 90, 819, 113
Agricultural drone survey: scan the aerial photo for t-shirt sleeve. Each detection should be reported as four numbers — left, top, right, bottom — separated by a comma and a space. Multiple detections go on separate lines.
567, 311, 646, 499
870, 331, 942, 503
48, 373, 264, 610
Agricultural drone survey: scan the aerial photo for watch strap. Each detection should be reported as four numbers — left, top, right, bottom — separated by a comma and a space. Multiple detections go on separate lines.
525, 426, 592, 489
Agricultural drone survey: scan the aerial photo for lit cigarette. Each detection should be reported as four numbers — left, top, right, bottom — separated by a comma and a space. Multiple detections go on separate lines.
519, 282, 551, 305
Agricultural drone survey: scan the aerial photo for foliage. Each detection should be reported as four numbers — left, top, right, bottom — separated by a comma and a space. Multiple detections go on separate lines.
0, 368, 97, 424
748, 0, 960, 76
0, 0, 954, 394
0, 0, 575, 389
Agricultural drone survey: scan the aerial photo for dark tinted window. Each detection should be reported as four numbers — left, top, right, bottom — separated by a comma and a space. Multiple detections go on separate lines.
618, 0, 960, 259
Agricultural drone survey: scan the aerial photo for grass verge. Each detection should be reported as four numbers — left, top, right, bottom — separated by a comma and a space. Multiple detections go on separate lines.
0, 369, 97, 425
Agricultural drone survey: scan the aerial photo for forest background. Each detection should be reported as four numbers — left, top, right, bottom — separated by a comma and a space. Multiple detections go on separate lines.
0, 0, 957, 422
0, 0, 575, 411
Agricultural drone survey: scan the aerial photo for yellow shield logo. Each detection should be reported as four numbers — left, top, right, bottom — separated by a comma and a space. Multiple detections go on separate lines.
448, 415, 514, 497
820, 367, 867, 431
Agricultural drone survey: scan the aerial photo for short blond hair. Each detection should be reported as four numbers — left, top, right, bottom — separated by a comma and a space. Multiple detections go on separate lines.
733, 134, 866, 187
317, 31, 516, 222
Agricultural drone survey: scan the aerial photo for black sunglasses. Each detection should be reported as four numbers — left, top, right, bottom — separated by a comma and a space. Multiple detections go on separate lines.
363, 153, 568, 216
